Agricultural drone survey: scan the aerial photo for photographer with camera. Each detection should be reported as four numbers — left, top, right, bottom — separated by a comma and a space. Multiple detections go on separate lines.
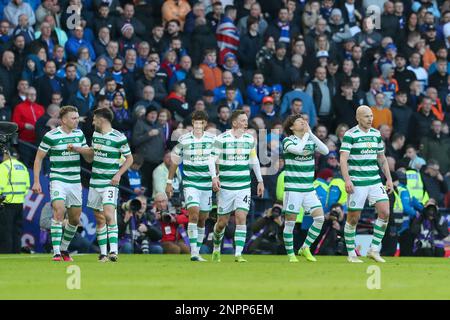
152, 192, 190, 254
118, 195, 163, 254
248, 203, 285, 255
410, 199, 449, 257
313, 204, 346, 256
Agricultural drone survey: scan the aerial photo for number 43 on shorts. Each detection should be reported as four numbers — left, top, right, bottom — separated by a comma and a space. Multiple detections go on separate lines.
243, 195, 251, 205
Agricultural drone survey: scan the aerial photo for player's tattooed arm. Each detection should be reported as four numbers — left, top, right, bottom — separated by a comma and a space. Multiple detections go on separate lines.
377, 152, 393, 193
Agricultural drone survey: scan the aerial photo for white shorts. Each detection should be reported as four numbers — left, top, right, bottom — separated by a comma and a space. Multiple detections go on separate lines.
217, 188, 251, 215
50, 180, 82, 208
87, 186, 118, 211
184, 187, 212, 212
347, 183, 389, 212
283, 191, 322, 215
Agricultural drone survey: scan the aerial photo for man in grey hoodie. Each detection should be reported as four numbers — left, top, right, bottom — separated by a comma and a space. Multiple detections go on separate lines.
132, 105, 165, 197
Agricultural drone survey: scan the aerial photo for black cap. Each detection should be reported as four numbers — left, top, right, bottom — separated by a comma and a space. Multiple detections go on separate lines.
145, 105, 158, 115
276, 42, 287, 50
203, 90, 214, 97
424, 24, 436, 32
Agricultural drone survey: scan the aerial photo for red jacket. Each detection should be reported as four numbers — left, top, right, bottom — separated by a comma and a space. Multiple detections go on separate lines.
160, 210, 189, 242
12, 100, 45, 143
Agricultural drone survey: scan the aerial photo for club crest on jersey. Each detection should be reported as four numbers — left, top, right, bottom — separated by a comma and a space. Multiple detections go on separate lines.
106, 140, 111, 146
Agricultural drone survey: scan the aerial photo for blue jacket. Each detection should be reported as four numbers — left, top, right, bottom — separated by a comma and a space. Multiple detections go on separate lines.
213, 85, 244, 105
246, 84, 271, 116
280, 89, 317, 126
65, 36, 96, 61
398, 185, 424, 234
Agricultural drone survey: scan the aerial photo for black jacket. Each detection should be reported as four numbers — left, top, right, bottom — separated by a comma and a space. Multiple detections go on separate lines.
0, 64, 17, 102
185, 75, 205, 106
34, 113, 52, 144
189, 24, 217, 66
60, 78, 79, 105
265, 56, 292, 89
395, 67, 417, 92
420, 169, 448, 206
238, 32, 262, 71
132, 119, 165, 163
391, 102, 413, 136
35, 74, 61, 108
408, 111, 436, 146
333, 94, 358, 127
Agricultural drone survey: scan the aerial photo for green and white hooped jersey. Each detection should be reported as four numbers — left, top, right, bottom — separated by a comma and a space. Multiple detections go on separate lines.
173, 131, 215, 191
90, 129, 131, 190
282, 135, 317, 192
38, 127, 87, 183
213, 131, 255, 190
340, 126, 384, 187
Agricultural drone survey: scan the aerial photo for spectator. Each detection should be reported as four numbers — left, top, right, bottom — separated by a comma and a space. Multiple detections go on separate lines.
216, 5, 239, 65
214, 104, 231, 133
420, 119, 450, 173
366, 77, 391, 109
132, 106, 165, 197
265, 42, 291, 89
248, 204, 284, 255
282, 97, 303, 120
218, 85, 241, 111
68, 77, 95, 118
0, 93, 10, 121
164, 81, 190, 121
35, 60, 61, 108
428, 59, 448, 92
115, 3, 145, 39
21, 54, 44, 85
11, 86, 45, 167
401, 144, 427, 170
13, 14, 34, 45
420, 160, 448, 206
153, 150, 181, 198
371, 92, 393, 129
65, 25, 96, 62
394, 53, 417, 92
386, 133, 406, 162
411, 199, 449, 257
266, 7, 300, 44
111, 90, 132, 138
3, 0, 35, 28
306, 66, 333, 128
34, 103, 60, 144
379, 63, 399, 102
199, 48, 222, 91
0, 50, 18, 102
355, 17, 383, 52
391, 91, 413, 136
407, 52, 428, 93
259, 95, 281, 128
162, 0, 191, 31
314, 203, 346, 255
213, 71, 244, 106
333, 80, 358, 127
154, 192, 190, 254
136, 61, 167, 103
280, 80, 317, 126
118, 195, 163, 254
237, 2, 267, 36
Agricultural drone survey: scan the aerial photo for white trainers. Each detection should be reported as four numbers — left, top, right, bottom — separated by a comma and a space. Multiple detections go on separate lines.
367, 248, 386, 263
347, 256, 364, 263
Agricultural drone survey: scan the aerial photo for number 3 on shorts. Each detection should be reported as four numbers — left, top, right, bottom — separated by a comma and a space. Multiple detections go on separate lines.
108, 190, 114, 199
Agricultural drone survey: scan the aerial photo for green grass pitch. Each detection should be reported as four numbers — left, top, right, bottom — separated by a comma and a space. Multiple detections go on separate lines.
0, 254, 449, 299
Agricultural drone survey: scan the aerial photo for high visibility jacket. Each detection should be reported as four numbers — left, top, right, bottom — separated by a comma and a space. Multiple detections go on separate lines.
406, 169, 429, 205
0, 158, 30, 204
327, 177, 347, 208
313, 178, 329, 210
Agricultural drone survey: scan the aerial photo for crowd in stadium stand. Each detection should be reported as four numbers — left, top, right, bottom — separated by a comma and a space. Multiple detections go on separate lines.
0, 0, 449, 256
